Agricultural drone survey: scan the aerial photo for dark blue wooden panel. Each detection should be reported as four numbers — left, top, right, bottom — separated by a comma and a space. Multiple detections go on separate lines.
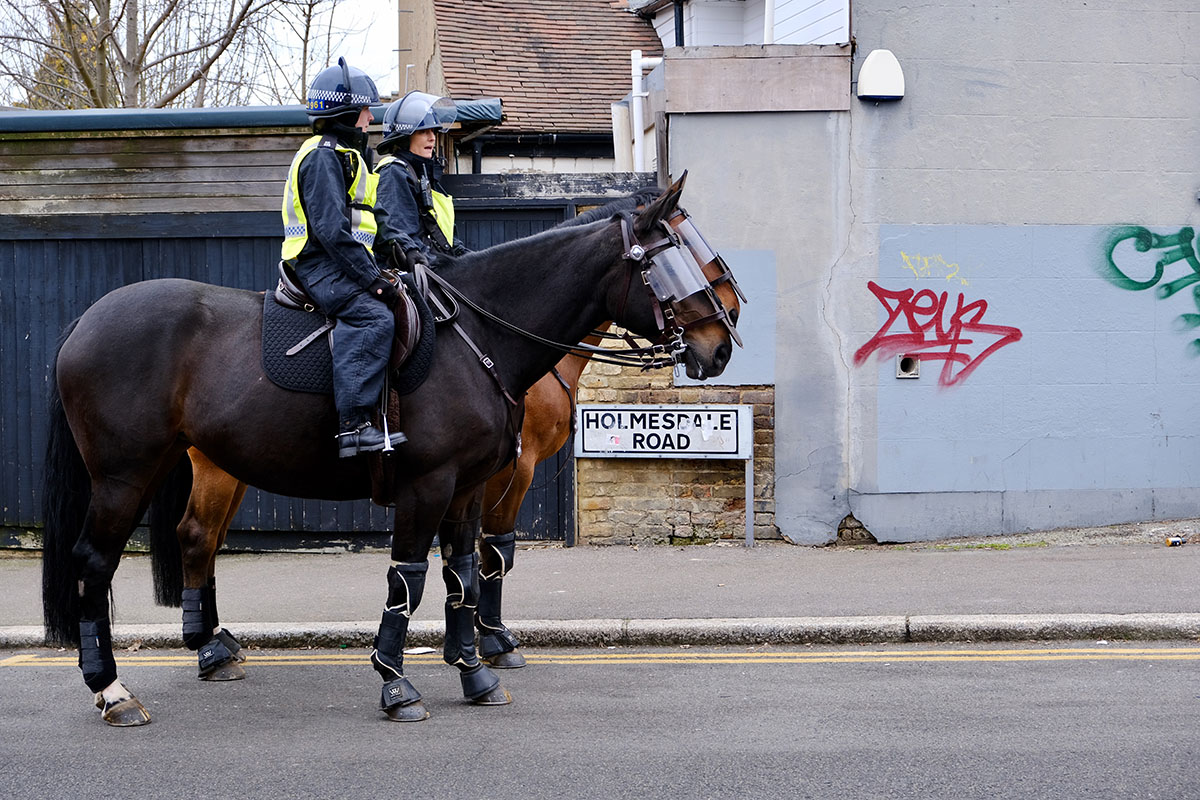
457, 208, 575, 541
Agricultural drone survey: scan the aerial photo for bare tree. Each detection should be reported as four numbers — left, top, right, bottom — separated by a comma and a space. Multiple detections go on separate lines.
0, 0, 358, 109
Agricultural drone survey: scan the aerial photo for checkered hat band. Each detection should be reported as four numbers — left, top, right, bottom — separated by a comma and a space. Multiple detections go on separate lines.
307, 89, 373, 111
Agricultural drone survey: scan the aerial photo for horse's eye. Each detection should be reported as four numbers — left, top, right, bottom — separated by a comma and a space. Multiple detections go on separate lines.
729, 308, 739, 326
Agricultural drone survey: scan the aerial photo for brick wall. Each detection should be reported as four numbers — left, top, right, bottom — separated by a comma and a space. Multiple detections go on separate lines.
575, 355, 776, 545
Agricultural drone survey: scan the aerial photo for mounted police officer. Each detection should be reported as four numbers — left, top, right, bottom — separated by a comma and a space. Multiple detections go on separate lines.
281, 57, 406, 458
374, 91, 468, 260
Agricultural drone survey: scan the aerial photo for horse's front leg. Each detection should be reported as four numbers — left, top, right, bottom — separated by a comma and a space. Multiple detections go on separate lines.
177, 449, 247, 681
369, 482, 443, 722
478, 459, 532, 669
441, 488, 511, 706
476, 530, 525, 668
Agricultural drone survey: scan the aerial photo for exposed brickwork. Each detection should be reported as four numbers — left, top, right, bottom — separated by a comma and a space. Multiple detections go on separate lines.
433, 0, 662, 134
576, 356, 777, 545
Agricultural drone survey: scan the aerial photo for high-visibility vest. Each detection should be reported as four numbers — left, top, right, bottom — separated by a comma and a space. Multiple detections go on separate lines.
376, 154, 456, 251
282, 134, 379, 261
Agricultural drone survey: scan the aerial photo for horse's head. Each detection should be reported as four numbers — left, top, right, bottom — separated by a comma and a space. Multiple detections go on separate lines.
615, 173, 743, 380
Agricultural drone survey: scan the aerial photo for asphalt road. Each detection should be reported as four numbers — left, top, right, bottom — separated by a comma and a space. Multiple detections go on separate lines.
3, 643, 1198, 800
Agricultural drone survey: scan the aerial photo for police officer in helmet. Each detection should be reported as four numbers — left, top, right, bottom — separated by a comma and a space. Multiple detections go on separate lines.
281, 57, 405, 457
375, 91, 468, 260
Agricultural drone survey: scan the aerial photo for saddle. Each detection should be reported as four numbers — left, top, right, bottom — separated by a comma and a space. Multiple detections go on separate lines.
273, 261, 424, 369
264, 261, 437, 397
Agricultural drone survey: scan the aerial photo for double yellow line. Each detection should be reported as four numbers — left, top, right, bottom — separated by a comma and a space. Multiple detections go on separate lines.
5, 645, 1200, 668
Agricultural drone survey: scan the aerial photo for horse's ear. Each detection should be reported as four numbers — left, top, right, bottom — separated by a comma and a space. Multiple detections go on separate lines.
635, 171, 687, 237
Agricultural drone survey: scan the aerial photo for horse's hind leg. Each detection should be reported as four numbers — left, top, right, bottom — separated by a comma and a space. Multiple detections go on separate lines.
477, 461, 533, 669
75, 482, 156, 726
177, 449, 248, 680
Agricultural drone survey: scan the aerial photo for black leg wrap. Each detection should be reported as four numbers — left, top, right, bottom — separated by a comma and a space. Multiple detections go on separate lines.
181, 587, 212, 650
78, 618, 118, 692
476, 532, 520, 657
371, 609, 411, 683
386, 561, 428, 610
459, 663, 502, 701
477, 580, 521, 658
205, 577, 220, 631
442, 552, 481, 668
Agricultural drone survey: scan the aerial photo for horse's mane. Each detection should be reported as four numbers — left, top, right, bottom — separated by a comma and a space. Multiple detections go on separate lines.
435, 187, 663, 275
557, 187, 663, 228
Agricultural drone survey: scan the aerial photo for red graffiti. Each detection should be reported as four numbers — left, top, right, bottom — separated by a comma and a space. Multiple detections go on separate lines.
854, 281, 1023, 386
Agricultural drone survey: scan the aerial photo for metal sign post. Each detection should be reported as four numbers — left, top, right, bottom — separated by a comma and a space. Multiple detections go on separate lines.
575, 404, 755, 546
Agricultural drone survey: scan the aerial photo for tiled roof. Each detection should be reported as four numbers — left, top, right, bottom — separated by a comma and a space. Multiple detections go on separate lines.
434, 0, 663, 134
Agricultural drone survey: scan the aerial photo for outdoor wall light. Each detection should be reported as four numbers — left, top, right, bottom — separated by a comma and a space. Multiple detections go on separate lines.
857, 49, 905, 101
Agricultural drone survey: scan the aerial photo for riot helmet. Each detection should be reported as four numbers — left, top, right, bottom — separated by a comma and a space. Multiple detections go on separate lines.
377, 91, 457, 154
306, 57, 380, 120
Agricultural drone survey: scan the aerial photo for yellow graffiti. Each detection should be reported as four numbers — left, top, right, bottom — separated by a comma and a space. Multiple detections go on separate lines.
900, 251, 970, 285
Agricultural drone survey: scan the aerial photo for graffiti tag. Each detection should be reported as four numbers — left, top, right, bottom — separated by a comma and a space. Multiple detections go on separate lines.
854, 281, 1024, 387
900, 251, 969, 285
1100, 226, 1200, 355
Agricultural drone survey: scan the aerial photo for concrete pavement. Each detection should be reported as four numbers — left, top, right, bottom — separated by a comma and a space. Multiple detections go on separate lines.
3, 523, 1200, 649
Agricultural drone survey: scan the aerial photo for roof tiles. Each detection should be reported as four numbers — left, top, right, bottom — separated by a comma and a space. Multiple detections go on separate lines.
434, 0, 663, 133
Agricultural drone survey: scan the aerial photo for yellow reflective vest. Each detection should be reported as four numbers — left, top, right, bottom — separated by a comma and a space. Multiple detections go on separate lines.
375, 154, 455, 249
282, 135, 379, 261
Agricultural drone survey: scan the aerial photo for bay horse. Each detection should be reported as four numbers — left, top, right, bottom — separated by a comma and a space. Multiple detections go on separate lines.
143, 190, 745, 674
41, 176, 739, 726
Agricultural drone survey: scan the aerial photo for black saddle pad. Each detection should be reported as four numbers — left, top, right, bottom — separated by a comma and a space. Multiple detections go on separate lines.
260, 275, 436, 396
262, 293, 334, 394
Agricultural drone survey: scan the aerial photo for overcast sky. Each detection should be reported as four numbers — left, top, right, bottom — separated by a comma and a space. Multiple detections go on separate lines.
334, 0, 400, 97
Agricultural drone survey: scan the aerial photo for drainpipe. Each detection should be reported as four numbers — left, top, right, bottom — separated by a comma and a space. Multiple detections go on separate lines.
673, 0, 685, 47
630, 49, 663, 173
764, 0, 775, 44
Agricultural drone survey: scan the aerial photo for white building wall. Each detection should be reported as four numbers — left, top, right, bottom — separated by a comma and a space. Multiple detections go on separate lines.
647, 1, 850, 47
774, 0, 850, 44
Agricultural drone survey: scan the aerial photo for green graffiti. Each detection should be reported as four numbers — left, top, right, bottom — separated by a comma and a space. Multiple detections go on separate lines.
1101, 226, 1200, 355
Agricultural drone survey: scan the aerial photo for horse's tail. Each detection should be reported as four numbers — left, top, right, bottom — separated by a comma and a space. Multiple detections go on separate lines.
41, 318, 87, 646
148, 455, 190, 607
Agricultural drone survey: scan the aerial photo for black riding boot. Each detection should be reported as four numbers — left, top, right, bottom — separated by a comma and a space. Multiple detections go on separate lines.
337, 421, 406, 458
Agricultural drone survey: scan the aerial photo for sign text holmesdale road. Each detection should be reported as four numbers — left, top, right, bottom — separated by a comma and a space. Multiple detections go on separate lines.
575, 404, 753, 460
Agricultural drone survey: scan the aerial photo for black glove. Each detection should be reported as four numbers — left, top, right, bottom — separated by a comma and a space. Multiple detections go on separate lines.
366, 275, 400, 306
404, 247, 429, 271
451, 242, 470, 258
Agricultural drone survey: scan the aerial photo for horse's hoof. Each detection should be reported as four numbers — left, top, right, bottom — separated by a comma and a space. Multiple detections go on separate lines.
199, 661, 246, 681
484, 650, 526, 669
100, 696, 152, 727
384, 701, 431, 722
471, 686, 512, 706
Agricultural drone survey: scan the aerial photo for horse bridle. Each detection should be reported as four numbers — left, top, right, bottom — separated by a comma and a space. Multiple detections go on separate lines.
422, 207, 743, 374
616, 208, 744, 354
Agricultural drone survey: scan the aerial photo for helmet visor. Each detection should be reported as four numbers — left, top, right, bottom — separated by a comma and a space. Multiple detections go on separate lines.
391, 92, 457, 135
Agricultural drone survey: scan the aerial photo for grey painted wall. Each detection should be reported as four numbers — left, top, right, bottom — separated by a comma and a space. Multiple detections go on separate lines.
665, 0, 1200, 543
669, 110, 851, 544
842, 0, 1200, 541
